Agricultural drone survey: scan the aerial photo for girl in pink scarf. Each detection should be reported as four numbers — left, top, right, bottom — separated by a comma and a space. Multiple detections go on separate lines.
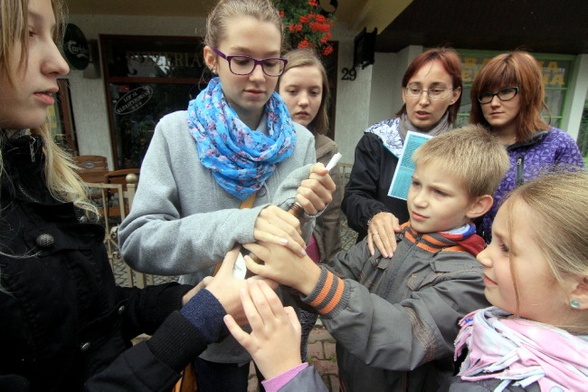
445, 171, 588, 392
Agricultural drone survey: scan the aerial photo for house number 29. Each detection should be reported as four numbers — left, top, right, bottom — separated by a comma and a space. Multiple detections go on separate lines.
341, 67, 357, 81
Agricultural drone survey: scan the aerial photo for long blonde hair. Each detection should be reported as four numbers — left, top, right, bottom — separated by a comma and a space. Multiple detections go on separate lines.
0, 0, 96, 216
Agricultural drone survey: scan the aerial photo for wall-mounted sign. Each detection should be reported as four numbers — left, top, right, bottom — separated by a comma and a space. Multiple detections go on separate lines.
114, 86, 154, 115
461, 56, 571, 88
63, 23, 89, 70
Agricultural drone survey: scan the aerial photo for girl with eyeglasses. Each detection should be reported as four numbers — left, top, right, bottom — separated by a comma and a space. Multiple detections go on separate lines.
469, 51, 584, 244
342, 47, 462, 259
117, 0, 335, 390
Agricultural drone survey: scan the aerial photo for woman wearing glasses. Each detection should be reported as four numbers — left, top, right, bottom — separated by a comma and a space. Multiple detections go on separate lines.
118, 0, 335, 390
469, 50, 584, 243
342, 48, 462, 258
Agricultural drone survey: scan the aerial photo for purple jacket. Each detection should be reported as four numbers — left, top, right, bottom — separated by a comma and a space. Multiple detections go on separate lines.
481, 127, 584, 243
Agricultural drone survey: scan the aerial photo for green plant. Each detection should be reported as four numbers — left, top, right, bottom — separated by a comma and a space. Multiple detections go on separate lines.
274, 0, 335, 56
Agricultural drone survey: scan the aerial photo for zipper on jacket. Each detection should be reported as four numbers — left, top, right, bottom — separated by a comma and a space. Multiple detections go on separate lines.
29, 136, 36, 163
17, 183, 42, 203
401, 231, 422, 261
515, 156, 524, 186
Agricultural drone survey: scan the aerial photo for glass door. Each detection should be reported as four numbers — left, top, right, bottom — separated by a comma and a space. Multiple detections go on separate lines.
101, 35, 207, 169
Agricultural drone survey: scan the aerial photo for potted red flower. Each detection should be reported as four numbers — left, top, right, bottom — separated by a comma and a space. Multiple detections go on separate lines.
274, 0, 335, 56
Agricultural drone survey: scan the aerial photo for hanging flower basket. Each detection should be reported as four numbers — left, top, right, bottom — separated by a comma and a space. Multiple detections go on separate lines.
274, 0, 335, 57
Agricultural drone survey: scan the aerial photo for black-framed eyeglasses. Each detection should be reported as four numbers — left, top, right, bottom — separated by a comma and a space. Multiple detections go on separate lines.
403, 83, 454, 100
478, 87, 519, 104
212, 47, 288, 77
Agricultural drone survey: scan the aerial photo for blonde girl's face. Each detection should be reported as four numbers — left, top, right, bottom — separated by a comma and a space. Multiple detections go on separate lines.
203, 15, 282, 129
278, 65, 323, 128
0, 0, 69, 130
477, 200, 573, 325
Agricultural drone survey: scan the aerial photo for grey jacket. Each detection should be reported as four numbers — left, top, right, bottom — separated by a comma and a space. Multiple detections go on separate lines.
303, 223, 490, 391
313, 134, 342, 263
275, 366, 328, 392
118, 110, 316, 363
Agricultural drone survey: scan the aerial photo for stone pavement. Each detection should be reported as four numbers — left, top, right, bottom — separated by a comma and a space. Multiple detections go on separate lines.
304, 323, 340, 391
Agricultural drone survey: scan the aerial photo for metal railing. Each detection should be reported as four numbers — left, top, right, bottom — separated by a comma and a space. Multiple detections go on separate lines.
84, 175, 157, 288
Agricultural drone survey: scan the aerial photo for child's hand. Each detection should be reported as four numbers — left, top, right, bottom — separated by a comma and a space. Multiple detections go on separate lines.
202, 247, 250, 325
243, 241, 321, 295
295, 162, 336, 215
224, 280, 302, 380
254, 205, 307, 257
181, 276, 213, 305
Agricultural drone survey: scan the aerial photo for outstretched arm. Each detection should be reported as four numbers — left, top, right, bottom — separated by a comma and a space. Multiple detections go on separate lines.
224, 280, 302, 379
242, 240, 321, 295
224, 280, 328, 392
252, 161, 337, 258
83, 248, 251, 391
342, 134, 400, 257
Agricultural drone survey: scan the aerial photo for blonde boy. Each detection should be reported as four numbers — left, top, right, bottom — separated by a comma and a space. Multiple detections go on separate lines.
245, 124, 510, 392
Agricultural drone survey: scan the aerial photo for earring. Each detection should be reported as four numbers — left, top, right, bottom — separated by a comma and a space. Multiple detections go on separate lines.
570, 299, 580, 309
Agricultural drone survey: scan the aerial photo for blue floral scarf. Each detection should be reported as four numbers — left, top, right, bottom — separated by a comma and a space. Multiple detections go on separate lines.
188, 77, 296, 200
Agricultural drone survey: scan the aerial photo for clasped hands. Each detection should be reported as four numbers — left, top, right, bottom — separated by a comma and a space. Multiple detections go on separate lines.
253, 163, 336, 257
181, 248, 304, 379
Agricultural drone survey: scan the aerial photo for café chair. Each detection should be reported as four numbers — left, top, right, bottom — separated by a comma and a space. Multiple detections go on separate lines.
103, 168, 140, 220
73, 155, 109, 184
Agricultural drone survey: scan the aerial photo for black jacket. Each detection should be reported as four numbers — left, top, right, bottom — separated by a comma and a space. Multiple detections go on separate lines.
342, 132, 410, 241
0, 135, 204, 391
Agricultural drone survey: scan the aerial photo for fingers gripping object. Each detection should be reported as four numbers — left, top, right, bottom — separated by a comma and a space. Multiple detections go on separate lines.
233, 153, 343, 279
288, 152, 342, 217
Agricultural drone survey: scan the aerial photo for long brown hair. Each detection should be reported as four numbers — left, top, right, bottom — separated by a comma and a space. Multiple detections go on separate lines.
277, 48, 330, 135
469, 51, 550, 141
